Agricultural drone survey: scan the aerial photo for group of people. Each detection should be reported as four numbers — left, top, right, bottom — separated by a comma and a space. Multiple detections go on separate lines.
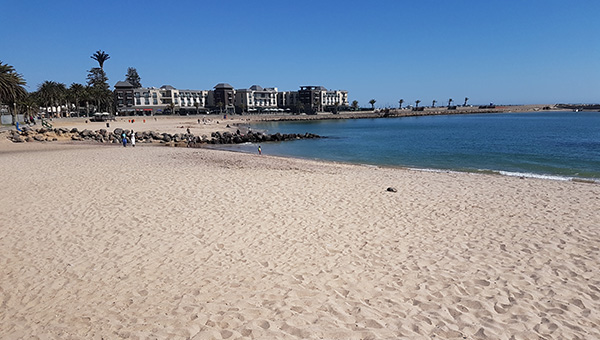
122, 131, 135, 147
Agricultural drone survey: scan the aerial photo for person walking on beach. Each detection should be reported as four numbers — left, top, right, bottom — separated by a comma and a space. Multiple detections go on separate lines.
131, 131, 136, 147
122, 133, 127, 147
258, 145, 262, 155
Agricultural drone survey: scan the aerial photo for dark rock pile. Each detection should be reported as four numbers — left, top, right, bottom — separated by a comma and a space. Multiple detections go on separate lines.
208, 131, 320, 145
6, 126, 321, 147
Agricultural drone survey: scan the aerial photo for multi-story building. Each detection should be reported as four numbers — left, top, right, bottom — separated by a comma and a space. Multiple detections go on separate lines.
114, 81, 135, 115
115, 82, 209, 115
114, 81, 348, 115
208, 83, 236, 114
235, 85, 279, 113
277, 91, 299, 111
297, 86, 349, 113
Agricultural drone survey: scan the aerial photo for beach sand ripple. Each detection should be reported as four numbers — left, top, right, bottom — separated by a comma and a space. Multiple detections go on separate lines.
1, 139, 599, 339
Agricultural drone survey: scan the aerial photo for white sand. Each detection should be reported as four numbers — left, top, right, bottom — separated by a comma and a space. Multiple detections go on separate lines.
0, 124, 599, 339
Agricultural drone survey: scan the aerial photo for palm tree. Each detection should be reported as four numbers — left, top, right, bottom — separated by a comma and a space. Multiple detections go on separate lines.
351, 100, 359, 110
0, 61, 27, 124
448, 98, 453, 107
432, 100, 437, 108
69, 83, 85, 116
415, 100, 421, 108
369, 99, 376, 110
91, 50, 110, 70
398, 99, 404, 109
19, 92, 40, 119
194, 101, 200, 115
463, 97, 469, 107
38, 81, 67, 117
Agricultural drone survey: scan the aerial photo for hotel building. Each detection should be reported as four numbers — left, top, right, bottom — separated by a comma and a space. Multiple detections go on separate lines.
114, 81, 347, 115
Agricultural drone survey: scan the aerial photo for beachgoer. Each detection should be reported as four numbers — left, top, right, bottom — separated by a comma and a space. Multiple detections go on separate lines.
122, 133, 127, 147
131, 131, 136, 147
258, 145, 262, 155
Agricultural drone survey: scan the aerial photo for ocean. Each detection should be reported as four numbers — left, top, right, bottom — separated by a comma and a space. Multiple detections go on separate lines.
220, 111, 600, 182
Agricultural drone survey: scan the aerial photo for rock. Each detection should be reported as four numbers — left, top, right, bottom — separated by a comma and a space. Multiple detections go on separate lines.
70, 128, 78, 133
12, 135, 25, 143
81, 129, 93, 137
33, 134, 46, 142
386, 187, 398, 192
26, 136, 34, 142
113, 128, 123, 137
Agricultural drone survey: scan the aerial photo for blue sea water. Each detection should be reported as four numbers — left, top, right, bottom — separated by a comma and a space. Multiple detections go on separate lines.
221, 112, 600, 181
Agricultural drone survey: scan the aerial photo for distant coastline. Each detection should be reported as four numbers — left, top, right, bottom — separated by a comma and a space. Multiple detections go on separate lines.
242, 103, 588, 124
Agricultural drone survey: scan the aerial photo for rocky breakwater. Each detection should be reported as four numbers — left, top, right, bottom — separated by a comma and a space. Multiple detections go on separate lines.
206, 131, 320, 145
6, 126, 321, 146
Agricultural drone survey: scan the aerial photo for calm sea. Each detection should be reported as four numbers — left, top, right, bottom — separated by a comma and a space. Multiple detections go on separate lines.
220, 112, 600, 181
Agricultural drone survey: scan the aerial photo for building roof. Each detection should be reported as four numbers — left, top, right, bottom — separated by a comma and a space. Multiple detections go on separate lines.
160, 85, 176, 90
249, 85, 263, 91
114, 81, 133, 88
214, 83, 234, 89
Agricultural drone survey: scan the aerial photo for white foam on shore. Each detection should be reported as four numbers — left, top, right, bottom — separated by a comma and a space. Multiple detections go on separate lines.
497, 170, 572, 181
410, 167, 599, 183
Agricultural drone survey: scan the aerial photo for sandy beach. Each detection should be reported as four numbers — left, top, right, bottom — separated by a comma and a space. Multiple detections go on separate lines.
1, 117, 599, 339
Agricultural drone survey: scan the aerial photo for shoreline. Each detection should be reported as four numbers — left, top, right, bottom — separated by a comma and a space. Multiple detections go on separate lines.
213, 144, 600, 185
3, 107, 598, 184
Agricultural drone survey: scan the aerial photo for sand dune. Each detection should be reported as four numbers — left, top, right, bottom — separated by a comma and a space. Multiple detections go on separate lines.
0, 135, 599, 339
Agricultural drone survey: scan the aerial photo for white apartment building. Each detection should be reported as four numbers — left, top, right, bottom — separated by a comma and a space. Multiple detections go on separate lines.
130, 85, 209, 114
235, 85, 280, 112
323, 90, 349, 107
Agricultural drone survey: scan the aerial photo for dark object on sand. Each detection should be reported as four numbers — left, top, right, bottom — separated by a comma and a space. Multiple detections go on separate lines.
386, 187, 397, 192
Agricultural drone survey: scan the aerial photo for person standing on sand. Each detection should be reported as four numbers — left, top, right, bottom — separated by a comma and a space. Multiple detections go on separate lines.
122, 133, 127, 147
258, 145, 262, 155
131, 131, 136, 147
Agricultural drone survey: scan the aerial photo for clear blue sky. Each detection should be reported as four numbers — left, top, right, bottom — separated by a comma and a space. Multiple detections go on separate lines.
2, 0, 599, 107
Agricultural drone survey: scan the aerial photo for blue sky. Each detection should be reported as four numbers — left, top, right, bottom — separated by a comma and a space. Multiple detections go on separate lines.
2, 0, 599, 107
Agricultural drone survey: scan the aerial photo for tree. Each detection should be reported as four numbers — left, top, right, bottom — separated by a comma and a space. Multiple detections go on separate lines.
369, 99, 376, 110
91, 50, 110, 70
351, 100, 359, 110
398, 99, 404, 109
86, 67, 111, 112
0, 61, 27, 124
432, 100, 437, 108
463, 97, 469, 107
194, 101, 200, 115
38, 81, 67, 117
125, 67, 142, 88
415, 100, 421, 108
69, 83, 86, 116
448, 98, 453, 107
